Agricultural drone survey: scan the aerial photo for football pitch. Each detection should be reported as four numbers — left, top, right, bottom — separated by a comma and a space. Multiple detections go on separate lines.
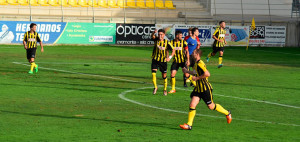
0, 45, 299, 141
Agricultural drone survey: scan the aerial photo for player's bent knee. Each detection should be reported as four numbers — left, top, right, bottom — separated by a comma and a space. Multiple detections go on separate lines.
208, 103, 215, 110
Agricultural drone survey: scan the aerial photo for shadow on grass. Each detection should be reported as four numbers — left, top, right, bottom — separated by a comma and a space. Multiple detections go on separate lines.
0, 109, 175, 130
0, 83, 136, 93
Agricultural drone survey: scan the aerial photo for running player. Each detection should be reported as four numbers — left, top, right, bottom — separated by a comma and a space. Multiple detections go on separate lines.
151, 29, 175, 96
168, 31, 196, 94
23, 23, 44, 74
179, 49, 232, 130
206, 21, 227, 68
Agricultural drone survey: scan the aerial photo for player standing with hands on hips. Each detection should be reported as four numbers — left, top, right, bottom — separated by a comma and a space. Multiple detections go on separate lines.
23, 23, 44, 74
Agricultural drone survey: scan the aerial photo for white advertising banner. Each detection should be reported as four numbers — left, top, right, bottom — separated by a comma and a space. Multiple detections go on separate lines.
250, 26, 286, 47
155, 24, 286, 47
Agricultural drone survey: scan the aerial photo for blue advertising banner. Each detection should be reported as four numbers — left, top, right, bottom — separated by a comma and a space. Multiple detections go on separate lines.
173, 25, 213, 46
0, 21, 66, 44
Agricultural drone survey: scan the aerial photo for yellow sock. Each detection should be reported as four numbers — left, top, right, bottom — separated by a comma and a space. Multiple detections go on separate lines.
207, 52, 212, 58
188, 75, 196, 86
219, 56, 223, 65
187, 107, 196, 126
152, 73, 157, 88
34, 63, 37, 68
30, 62, 35, 71
163, 77, 167, 91
171, 77, 175, 90
214, 104, 229, 115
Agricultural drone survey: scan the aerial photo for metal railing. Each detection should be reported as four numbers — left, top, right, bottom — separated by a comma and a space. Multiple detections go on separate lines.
0, 0, 298, 24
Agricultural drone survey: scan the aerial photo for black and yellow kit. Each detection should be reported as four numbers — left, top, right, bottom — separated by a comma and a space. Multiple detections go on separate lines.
170, 39, 188, 71
23, 31, 41, 59
212, 27, 226, 53
151, 38, 174, 73
190, 60, 214, 105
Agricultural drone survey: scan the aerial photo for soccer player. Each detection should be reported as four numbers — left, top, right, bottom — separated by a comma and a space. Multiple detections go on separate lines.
179, 49, 232, 130
206, 21, 227, 68
23, 23, 44, 74
184, 27, 201, 49
185, 27, 200, 87
151, 29, 175, 96
168, 31, 196, 94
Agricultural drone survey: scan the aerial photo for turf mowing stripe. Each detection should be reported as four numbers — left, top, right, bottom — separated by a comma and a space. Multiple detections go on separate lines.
14, 61, 297, 66
13, 62, 300, 110
12, 62, 144, 84
119, 87, 300, 127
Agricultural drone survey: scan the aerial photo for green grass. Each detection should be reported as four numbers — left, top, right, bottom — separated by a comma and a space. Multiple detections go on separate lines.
0, 45, 299, 142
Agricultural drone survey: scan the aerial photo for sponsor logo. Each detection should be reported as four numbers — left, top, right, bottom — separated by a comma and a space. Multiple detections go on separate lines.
89, 36, 113, 42
250, 26, 265, 39
174, 47, 182, 50
28, 38, 36, 42
116, 24, 155, 38
157, 45, 166, 50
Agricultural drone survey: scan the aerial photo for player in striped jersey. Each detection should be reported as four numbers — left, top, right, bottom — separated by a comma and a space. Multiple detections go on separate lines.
168, 31, 196, 94
179, 49, 232, 130
151, 29, 175, 96
206, 21, 227, 68
23, 23, 44, 74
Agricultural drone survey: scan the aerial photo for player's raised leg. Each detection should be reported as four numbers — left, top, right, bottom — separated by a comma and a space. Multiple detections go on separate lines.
208, 102, 232, 124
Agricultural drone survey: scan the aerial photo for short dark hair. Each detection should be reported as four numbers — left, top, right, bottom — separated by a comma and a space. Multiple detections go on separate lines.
191, 27, 198, 35
158, 29, 165, 34
219, 21, 225, 25
194, 49, 203, 57
175, 30, 182, 36
30, 23, 37, 29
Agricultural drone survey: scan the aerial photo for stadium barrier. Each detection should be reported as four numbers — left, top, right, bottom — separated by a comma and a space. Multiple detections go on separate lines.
0, 20, 287, 47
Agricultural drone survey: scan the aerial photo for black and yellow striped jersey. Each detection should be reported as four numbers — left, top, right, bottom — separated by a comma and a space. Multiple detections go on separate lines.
193, 60, 213, 93
152, 38, 174, 62
23, 31, 41, 49
213, 27, 226, 47
170, 39, 188, 63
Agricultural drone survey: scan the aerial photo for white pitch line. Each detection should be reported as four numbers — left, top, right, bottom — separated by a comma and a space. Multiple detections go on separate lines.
175, 88, 300, 109
215, 94, 300, 109
118, 87, 300, 127
227, 48, 300, 56
256, 50, 300, 56
13, 62, 300, 109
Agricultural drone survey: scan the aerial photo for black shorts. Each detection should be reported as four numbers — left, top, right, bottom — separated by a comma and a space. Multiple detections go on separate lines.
26, 48, 37, 59
212, 46, 224, 54
171, 62, 187, 71
190, 89, 213, 105
151, 59, 167, 73
189, 55, 195, 67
